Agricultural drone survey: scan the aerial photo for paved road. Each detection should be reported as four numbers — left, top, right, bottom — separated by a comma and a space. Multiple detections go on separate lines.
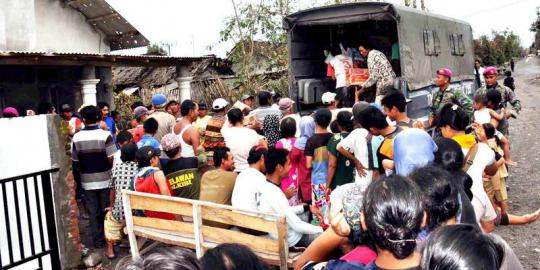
496, 56, 540, 269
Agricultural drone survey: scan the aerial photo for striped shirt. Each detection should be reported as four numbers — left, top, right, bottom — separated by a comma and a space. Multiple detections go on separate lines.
72, 125, 117, 190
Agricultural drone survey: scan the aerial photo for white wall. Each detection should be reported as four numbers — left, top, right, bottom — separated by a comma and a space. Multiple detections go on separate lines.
1, 0, 110, 53
0, 115, 52, 179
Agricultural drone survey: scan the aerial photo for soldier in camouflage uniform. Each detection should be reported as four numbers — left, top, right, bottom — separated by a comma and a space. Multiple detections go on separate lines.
476, 66, 521, 114
429, 68, 473, 119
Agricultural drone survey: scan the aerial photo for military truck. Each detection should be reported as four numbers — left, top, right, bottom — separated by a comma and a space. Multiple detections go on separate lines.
283, 2, 475, 119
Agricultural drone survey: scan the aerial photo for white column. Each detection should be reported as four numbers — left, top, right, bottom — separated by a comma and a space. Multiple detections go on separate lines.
78, 79, 100, 106
176, 65, 192, 101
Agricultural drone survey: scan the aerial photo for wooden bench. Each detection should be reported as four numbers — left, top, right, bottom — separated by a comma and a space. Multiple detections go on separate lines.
122, 190, 301, 269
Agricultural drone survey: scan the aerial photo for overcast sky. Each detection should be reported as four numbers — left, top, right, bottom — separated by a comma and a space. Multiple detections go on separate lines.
106, 0, 539, 57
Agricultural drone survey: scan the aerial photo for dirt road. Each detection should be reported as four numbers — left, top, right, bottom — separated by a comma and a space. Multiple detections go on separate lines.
496, 56, 540, 269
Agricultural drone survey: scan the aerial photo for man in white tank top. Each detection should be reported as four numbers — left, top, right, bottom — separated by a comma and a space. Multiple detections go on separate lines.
173, 100, 202, 158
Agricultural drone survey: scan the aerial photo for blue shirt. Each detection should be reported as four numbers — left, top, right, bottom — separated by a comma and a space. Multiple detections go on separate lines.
137, 134, 160, 150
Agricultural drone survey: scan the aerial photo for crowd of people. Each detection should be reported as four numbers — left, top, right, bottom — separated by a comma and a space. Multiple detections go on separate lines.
2, 63, 539, 270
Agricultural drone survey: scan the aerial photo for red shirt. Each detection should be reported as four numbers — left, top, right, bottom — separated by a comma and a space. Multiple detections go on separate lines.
134, 171, 175, 220
129, 125, 144, 143
290, 146, 311, 203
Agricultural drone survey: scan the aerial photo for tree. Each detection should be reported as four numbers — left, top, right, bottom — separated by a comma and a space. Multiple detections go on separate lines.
146, 44, 168, 56
474, 30, 522, 66
530, 8, 540, 51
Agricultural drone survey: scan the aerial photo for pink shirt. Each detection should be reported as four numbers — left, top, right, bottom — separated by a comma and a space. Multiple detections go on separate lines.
276, 138, 301, 206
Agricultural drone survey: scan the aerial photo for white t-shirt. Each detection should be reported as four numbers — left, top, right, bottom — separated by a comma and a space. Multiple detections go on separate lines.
337, 128, 373, 192
231, 167, 266, 212
257, 180, 323, 246
329, 55, 353, 88
474, 108, 491, 124
463, 143, 497, 222
222, 126, 263, 172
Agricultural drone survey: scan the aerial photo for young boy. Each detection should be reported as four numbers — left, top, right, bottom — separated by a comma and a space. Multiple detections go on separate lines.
305, 109, 333, 227
105, 143, 138, 259
472, 93, 505, 125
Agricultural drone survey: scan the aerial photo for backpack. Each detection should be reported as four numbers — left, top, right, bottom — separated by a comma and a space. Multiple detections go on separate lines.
463, 144, 479, 172
366, 134, 375, 171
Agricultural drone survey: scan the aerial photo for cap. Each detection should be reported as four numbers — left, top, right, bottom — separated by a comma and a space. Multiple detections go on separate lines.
198, 102, 208, 110
60, 104, 73, 113
136, 146, 161, 165
161, 133, 181, 151
278, 98, 295, 111
241, 94, 254, 101
2, 107, 19, 117
133, 106, 150, 119
151, 94, 167, 107
483, 66, 497, 76
321, 92, 337, 104
436, 68, 453, 78
212, 98, 229, 111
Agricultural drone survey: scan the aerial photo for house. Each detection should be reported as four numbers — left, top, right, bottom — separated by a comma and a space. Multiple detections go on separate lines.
0, 0, 205, 113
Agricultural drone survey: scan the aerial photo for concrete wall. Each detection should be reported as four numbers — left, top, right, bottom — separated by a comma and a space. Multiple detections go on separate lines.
0, 0, 110, 53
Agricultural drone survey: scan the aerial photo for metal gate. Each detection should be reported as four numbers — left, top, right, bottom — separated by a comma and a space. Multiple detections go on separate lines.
0, 168, 61, 270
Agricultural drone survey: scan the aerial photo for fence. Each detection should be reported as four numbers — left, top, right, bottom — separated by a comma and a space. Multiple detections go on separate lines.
0, 168, 61, 270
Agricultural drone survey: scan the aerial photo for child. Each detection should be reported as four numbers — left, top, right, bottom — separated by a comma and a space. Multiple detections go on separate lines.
473, 93, 505, 126
105, 143, 138, 259
275, 117, 300, 206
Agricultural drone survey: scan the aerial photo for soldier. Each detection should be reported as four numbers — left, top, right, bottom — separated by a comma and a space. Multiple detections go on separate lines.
429, 68, 473, 121
476, 66, 521, 115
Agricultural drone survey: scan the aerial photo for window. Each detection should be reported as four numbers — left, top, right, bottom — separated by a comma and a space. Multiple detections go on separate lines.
450, 34, 465, 56
423, 30, 440, 56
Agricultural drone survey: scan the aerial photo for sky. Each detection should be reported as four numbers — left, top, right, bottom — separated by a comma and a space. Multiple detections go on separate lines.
106, 0, 540, 57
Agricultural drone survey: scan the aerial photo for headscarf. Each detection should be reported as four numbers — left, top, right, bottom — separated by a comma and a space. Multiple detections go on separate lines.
263, 114, 281, 147
393, 128, 437, 176
293, 116, 315, 150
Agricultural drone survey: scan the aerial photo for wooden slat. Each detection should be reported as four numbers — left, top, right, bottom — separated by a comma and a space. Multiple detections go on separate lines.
276, 216, 289, 270
129, 194, 193, 216
193, 204, 204, 258
201, 205, 278, 234
122, 192, 140, 260
132, 216, 194, 235
200, 226, 279, 254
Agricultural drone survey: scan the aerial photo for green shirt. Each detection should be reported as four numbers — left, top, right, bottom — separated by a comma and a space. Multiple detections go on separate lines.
327, 132, 355, 190
476, 83, 521, 113
430, 85, 473, 117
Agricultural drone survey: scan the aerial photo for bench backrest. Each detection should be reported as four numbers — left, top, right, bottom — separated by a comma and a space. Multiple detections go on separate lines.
122, 190, 289, 269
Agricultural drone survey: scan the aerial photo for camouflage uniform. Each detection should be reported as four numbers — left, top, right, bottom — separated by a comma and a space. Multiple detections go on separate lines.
429, 85, 473, 117
476, 83, 521, 114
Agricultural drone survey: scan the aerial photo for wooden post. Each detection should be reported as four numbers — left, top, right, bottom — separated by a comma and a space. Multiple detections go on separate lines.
123, 192, 140, 261
192, 203, 204, 258
276, 216, 288, 270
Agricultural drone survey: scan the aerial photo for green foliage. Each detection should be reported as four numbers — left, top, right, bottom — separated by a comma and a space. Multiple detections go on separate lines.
474, 30, 522, 66
146, 44, 168, 56
531, 9, 540, 50
113, 93, 141, 131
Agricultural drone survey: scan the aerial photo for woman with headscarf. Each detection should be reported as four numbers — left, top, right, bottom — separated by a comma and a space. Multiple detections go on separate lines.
386, 128, 437, 176
290, 116, 315, 204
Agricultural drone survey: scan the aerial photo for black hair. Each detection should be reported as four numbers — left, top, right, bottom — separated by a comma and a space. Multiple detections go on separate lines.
280, 117, 297, 139
80, 105, 100, 124
362, 175, 424, 260
125, 246, 200, 270
434, 103, 470, 131
227, 108, 244, 125
329, 120, 340, 134
97, 101, 110, 110
201, 243, 268, 270
16, 106, 27, 117
314, 108, 332, 129
504, 70, 512, 77
131, 101, 145, 111
272, 92, 281, 103
483, 123, 496, 139
258, 91, 271, 106
164, 147, 180, 159
473, 93, 488, 106
381, 90, 407, 112
358, 106, 388, 130
181, 99, 197, 117
213, 147, 231, 168
111, 110, 120, 119
37, 102, 55, 115
336, 111, 354, 132
143, 118, 159, 134
409, 166, 459, 231
166, 100, 179, 110
265, 147, 289, 175
358, 40, 373, 50
120, 143, 138, 163
117, 130, 134, 145
434, 138, 474, 201
247, 146, 267, 165
421, 224, 504, 270
486, 90, 502, 108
